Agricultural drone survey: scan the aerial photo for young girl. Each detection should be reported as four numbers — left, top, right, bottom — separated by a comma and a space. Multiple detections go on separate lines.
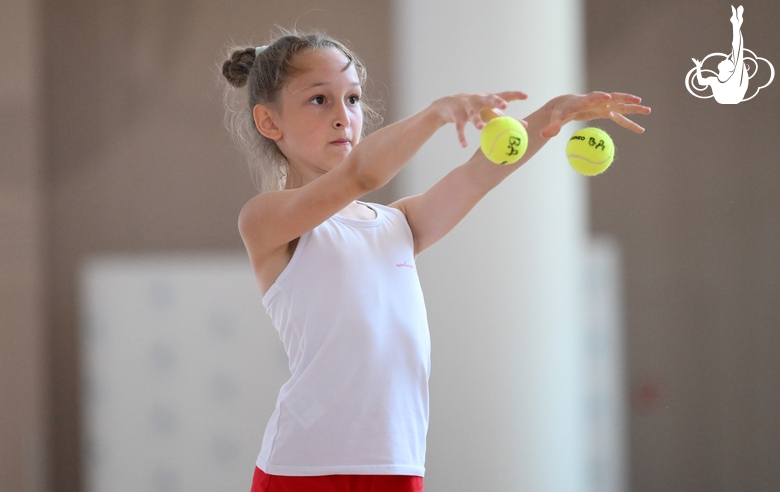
221, 30, 649, 492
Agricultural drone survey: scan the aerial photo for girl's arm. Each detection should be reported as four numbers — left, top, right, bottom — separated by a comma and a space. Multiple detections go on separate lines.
392, 92, 651, 256
239, 92, 526, 260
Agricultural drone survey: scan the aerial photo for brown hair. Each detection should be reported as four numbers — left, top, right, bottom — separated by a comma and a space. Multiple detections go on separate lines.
221, 29, 382, 192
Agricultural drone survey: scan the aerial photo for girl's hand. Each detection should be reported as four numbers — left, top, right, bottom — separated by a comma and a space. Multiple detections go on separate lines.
539, 91, 651, 139
432, 91, 528, 147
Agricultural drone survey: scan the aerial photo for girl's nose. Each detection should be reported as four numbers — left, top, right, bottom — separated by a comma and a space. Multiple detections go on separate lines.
333, 103, 350, 128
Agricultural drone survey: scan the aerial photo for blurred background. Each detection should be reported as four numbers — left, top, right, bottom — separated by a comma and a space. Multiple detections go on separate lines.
2, 0, 778, 491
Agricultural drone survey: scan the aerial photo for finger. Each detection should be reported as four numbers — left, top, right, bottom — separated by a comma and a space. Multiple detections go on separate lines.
458, 98, 486, 129
610, 112, 646, 134
608, 92, 642, 104
540, 121, 563, 139
469, 107, 486, 130
454, 113, 468, 147
480, 107, 505, 122
496, 90, 529, 102
540, 105, 571, 137
584, 91, 612, 102
610, 103, 652, 115
481, 93, 509, 110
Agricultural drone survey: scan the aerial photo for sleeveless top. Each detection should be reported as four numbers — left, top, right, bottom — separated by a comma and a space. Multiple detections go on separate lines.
258, 202, 430, 476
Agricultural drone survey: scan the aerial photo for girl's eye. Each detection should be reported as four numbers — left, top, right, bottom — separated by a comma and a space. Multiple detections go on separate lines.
311, 95, 325, 105
347, 95, 360, 105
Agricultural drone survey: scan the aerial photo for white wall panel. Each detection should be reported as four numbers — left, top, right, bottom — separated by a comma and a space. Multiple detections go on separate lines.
80, 255, 287, 492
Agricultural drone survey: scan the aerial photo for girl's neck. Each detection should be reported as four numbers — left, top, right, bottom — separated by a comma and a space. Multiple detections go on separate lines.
284, 166, 327, 190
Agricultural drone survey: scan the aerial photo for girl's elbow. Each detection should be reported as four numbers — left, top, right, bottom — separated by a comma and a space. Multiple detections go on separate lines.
348, 156, 385, 192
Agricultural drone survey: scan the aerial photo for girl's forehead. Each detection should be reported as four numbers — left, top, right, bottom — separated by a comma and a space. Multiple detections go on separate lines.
287, 49, 358, 91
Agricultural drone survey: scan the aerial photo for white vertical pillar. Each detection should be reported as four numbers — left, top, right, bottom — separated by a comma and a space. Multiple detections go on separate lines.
392, 1, 589, 491
585, 237, 628, 492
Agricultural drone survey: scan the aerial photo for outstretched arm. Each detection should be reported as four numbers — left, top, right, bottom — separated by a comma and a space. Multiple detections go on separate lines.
392, 92, 651, 256
239, 91, 525, 261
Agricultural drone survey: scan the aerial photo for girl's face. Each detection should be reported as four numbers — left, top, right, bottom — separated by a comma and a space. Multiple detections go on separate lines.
273, 48, 364, 183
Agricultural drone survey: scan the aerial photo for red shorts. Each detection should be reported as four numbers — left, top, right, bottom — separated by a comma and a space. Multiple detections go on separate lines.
250, 467, 424, 492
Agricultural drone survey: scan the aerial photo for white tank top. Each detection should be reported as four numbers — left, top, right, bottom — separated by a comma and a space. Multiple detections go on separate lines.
258, 202, 430, 477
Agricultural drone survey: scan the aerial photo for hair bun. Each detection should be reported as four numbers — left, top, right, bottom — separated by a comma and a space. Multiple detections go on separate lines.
222, 47, 256, 88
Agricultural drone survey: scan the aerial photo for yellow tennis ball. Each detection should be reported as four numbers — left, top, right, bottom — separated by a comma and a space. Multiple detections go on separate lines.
480, 116, 528, 165
566, 127, 615, 176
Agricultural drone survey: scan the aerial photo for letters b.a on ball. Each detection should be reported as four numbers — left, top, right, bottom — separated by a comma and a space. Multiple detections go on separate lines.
480, 116, 528, 165
566, 127, 615, 176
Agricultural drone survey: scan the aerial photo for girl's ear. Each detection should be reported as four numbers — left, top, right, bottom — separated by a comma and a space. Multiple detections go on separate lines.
253, 104, 282, 140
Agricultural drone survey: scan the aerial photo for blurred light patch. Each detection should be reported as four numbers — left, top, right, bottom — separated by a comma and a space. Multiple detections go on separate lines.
79, 254, 288, 492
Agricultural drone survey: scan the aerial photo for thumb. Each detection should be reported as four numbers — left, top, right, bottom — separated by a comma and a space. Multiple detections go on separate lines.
540, 122, 562, 139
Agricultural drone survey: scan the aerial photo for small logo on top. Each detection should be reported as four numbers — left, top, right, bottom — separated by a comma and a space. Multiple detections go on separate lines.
685, 5, 774, 104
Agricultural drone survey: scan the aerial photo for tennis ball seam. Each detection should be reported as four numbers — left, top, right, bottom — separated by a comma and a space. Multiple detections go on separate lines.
565, 153, 611, 165
483, 129, 522, 156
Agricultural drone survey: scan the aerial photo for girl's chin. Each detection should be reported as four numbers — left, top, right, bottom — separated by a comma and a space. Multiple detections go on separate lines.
329, 145, 353, 159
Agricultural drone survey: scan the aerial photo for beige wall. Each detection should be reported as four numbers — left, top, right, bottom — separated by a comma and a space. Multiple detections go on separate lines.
1, 0, 46, 491
586, 1, 780, 490
1, 0, 778, 491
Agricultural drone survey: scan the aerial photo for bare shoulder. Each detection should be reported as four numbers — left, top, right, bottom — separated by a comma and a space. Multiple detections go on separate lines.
238, 190, 299, 295
238, 190, 290, 255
